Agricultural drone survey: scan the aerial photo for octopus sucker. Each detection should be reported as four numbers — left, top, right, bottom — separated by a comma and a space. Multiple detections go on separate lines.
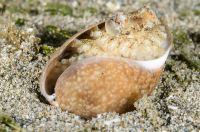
40, 7, 172, 118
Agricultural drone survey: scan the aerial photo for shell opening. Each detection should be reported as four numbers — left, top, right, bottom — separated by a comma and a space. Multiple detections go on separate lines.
67, 8, 170, 63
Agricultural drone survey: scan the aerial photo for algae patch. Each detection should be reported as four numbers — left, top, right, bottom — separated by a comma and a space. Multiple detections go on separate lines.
85, 7, 97, 14
193, 9, 200, 16
15, 18, 26, 27
173, 29, 200, 71
0, 112, 23, 132
38, 25, 72, 47
173, 29, 192, 46
178, 52, 200, 72
38, 25, 75, 55
45, 3, 73, 16
39, 45, 55, 56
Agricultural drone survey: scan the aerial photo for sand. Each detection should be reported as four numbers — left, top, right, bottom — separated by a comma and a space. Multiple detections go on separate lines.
0, 0, 199, 131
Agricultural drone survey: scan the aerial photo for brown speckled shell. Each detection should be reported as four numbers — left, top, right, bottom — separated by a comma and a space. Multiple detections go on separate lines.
55, 58, 162, 118
40, 19, 172, 118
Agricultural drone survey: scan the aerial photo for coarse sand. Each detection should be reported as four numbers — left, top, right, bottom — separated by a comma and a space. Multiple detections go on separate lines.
0, 0, 199, 131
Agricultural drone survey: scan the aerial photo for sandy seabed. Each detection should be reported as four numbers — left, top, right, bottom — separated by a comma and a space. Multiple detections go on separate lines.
0, 0, 199, 131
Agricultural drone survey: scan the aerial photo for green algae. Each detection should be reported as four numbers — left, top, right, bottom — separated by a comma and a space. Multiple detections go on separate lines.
189, 32, 200, 43
45, 3, 73, 16
0, 0, 39, 15
179, 10, 191, 19
40, 44, 55, 56
173, 29, 192, 46
173, 28, 200, 46
15, 18, 26, 27
179, 52, 200, 72
7, 5, 38, 15
84, 7, 97, 15
7, 5, 27, 14
0, 3, 6, 14
39, 25, 72, 47
193, 9, 200, 16
0, 112, 23, 132
173, 29, 200, 71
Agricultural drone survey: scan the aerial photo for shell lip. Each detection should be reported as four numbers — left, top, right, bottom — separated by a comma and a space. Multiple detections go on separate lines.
133, 39, 172, 70
65, 46, 171, 72
40, 73, 57, 105
61, 37, 172, 71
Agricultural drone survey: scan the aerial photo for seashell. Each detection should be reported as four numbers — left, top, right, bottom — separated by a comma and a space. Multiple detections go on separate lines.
40, 7, 172, 118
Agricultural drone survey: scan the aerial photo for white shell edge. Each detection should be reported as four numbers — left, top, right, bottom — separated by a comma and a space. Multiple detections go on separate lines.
40, 72, 59, 107
133, 47, 171, 70
133, 40, 171, 70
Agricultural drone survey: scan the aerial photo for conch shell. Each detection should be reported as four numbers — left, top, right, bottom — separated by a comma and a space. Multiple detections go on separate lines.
40, 7, 172, 118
